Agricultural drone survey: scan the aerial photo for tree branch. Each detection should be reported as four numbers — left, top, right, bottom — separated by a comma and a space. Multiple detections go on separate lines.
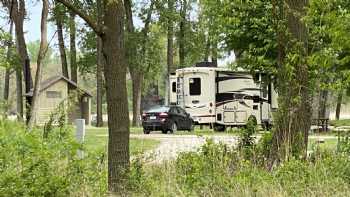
55, 0, 101, 36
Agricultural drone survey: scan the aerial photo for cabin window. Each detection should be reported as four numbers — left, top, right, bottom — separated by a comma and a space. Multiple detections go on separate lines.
46, 91, 62, 98
189, 78, 201, 96
172, 82, 176, 93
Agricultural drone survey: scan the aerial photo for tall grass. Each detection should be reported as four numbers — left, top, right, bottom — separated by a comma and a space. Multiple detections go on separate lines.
128, 140, 350, 197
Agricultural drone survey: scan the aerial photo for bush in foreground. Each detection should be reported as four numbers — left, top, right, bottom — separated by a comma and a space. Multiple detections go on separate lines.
0, 120, 107, 196
129, 139, 350, 197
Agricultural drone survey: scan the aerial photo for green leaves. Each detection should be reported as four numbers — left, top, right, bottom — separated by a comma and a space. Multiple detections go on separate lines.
0, 29, 20, 70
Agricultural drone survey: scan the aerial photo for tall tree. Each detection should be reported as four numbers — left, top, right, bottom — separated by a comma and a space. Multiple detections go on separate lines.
179, 0, 187, 66
336, 90, 343, 120
96, 0, 104, 127
1, 0, 33, 121
69, 11, 77, 84
54, 4, 69, 78
165, 0, 174, 105
56, 0, 129, 193
28, 0, 49, 129
3, 20, 13, 102
268, 0, 311, 166
125, 0, 154, 127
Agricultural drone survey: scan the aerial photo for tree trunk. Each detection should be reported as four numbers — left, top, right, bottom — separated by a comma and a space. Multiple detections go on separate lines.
179, 0, 187, 66
204, 36, 210, 62
131, 71, 143, 127
56, 0, 130, 193
336, 90, 343, 120
15, 70, 23, 120
166, 0, 174, 105
55, 6, 69, 78
124, 0, 153, 127
318, 90, 328, 119
102, 0, 129, 193
268, 0, 310, 167
211, 41, 218, 66
4, 20, 13, 102
124, 0, 139, 126
28, 0, 48, 129
8, 0, 32, 121
96, 0, 104, 127
69, 11, 77, 84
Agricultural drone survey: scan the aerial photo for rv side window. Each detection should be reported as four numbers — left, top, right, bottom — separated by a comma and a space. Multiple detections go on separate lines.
172, 82, 176, 93
189, 78, 201, 96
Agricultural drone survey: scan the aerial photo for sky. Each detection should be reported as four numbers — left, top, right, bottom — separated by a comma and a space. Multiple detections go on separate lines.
0, 1, 235, 66
0, 1, 54, 42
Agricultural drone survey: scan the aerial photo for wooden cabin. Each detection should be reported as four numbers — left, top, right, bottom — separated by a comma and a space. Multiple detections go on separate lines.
25, 75, 92, 125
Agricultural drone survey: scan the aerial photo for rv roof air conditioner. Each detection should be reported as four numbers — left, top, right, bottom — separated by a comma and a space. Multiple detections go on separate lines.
195, 61, 217, 68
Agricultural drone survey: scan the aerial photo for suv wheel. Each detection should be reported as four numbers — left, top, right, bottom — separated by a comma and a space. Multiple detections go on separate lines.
161, 129, 168, 134
169, 122, 177, 133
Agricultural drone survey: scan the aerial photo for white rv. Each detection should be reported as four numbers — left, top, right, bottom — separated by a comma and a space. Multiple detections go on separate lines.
169, 65, 278, 131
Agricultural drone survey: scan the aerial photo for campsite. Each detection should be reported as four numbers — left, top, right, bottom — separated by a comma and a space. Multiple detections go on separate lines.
1, 0, 350, 196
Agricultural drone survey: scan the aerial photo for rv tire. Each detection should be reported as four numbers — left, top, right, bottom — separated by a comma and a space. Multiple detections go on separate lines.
263, 122, 271, 131
188, 122, 195, 132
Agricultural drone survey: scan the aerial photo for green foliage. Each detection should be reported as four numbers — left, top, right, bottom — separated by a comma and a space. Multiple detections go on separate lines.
239, 116, 257, 148
330, 119, 350, 127
337, 131, 350, 154
77, 25, 97, 75
27, 40, 54, 65
0, 29, 20, 70
306, 0, 350, 91
220, 0, 277, 72
125, 140, 350, 196
0, 120, 107, 196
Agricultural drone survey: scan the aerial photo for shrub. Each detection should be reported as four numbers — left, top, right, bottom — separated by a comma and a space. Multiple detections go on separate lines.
0, 120, 107, 196
133, 140, 350, 197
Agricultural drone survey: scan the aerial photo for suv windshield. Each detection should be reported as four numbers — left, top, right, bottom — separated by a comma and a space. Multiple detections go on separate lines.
147, 106, 170, 113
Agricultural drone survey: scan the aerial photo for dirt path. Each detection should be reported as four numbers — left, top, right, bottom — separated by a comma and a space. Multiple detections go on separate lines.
131, 134, 239, 162
130, 133, 340, 162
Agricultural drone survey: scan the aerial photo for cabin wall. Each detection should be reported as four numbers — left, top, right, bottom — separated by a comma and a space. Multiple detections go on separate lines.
36, 80, 68, 125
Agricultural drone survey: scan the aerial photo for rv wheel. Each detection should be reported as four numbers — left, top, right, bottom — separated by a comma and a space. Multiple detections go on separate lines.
188, 122, 195, 132
263, 122, 271, 131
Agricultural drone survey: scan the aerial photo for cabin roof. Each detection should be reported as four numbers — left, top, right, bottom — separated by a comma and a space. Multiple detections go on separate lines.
24, 75, 92, 97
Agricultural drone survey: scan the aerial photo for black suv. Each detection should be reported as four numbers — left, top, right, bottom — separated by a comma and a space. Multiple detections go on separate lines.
142, 106, 194, 134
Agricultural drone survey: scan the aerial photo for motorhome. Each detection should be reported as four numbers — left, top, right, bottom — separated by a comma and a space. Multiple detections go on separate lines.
169, 62, 278, 131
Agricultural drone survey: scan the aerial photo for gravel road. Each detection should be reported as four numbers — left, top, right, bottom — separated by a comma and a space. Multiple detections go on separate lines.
131, 134, 239, 163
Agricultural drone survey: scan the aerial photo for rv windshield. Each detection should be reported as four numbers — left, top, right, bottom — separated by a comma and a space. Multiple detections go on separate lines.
147, 106, 170, 113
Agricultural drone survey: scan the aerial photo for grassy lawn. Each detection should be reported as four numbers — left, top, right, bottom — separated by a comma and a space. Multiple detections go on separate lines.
308, 138, 338, 151
87, 126, 240, 136
84, 127, 160, 155
330, 119, 350, 127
